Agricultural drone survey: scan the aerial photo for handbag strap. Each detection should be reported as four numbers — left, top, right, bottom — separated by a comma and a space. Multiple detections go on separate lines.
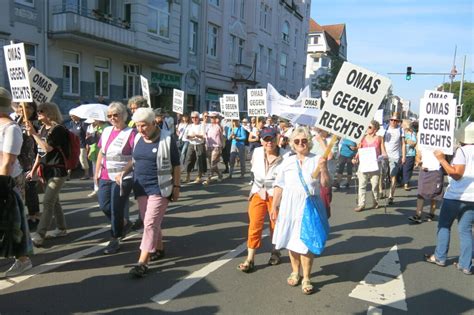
296, 160, 311, 197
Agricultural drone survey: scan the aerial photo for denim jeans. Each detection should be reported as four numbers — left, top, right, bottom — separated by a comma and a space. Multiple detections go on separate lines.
98, 178, 133, 238
434, 199, 474, 270
230, 144, 246, 176
402, 156, 415, 185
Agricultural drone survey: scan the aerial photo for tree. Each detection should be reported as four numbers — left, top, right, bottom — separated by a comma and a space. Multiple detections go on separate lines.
312, 55, 345, 92
441, 81, 474, 121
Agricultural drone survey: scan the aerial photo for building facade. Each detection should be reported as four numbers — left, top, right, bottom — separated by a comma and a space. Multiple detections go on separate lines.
1, 0, 311, 115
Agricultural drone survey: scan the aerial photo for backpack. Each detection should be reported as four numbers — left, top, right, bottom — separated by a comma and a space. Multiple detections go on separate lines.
62, 129, 81, 170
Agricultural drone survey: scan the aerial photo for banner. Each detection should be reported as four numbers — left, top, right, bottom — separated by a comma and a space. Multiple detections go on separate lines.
172, 88, 184, 114
140, 75, 151, 107
315, 62, 392, 142
423, 90, 454, 100
222, 94, 240, 120
418, 91, 456, 155
29, 67, 58, 104
3, 42, 32, 102
247, 88, 267, 117
302, 98, 321, 110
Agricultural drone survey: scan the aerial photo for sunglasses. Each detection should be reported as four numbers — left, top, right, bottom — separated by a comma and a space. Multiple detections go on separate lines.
107, 113, 119, 118
191, 116, 199, 119
262, 137, 274, 142
37, 109, 44, 114
293, 138, 308, 145
368, 126, 373, 129
390, 119, 398, 122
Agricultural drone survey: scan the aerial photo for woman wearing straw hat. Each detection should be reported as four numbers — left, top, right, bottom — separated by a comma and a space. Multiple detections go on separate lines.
424, 121, 474, 275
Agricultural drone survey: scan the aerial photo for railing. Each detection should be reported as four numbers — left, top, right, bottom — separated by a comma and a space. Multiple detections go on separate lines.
52, 4, 130, 29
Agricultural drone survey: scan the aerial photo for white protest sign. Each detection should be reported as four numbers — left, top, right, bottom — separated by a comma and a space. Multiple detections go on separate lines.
358, 147, 379, 173
315, 62, 392, 142
222, 94, 240, 120
140, 75, 151, 107
374, 109, 384, 125
3, 42, 33, 102
302, 98, 321, 110
219, 97, 224, 113
247, 89, 267, 117
418, 93, 456, 155
29, 67, 58, 104
421, 149, 440, 171
423, 90, 454, 100
172, 88, 184, 114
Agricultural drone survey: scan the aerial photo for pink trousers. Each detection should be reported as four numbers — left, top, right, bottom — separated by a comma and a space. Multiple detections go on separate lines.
137, 195, 169, 253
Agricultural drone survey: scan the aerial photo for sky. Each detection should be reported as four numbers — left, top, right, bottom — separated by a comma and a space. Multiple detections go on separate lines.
310, 0, 473, 113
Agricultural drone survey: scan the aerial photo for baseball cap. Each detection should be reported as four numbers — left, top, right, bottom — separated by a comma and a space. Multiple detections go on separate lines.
260, 127, 277, 139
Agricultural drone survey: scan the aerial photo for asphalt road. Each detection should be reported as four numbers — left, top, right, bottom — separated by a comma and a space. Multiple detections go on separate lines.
0, 170, 473, 314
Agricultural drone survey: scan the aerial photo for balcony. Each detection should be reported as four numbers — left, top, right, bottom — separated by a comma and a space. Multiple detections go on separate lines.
50, 5, 134, 48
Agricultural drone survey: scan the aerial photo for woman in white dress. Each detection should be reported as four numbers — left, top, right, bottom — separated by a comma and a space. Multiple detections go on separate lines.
271, 126, 330, 295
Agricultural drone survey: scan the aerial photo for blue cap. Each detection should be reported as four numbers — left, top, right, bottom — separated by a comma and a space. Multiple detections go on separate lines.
260, 127, 277, 139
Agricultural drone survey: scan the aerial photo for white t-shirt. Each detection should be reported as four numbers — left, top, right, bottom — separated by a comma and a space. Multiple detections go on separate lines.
184, 123, 205, 145
444, 145, 474, 202
0, 121, 23, 177
384, 127, 403, 160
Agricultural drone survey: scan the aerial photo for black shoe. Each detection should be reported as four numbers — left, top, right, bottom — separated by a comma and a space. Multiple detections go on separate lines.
149, 249, 165, 262
104, 238, 120, 255
408, 215, 422, 224
131, 219, 143, 231
120, 221, 133, 240
388, 197, 394, 205
344, 183, 350, 189
223, 169, 229, 174
129, 264, 148, 278
28, 218, 39, 231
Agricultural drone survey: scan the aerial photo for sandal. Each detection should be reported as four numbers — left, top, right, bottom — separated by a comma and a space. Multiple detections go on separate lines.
301, 279, 314, 295
268, 250, 281, 266
237, 260, 254, 273
425, 213, 435, 222
149, 249, 165, 262
287, 272, 301, 287
424, 254, 446, 266
453, 262, 473, 275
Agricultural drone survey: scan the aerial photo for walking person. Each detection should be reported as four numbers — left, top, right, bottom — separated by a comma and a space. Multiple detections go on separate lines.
95, 102, 135, 254
332, 138, 358, 190
203, 112, 223, 185
68, 113, 89, 179
176, 114, 190, 166
247, 116, 264, 160
26, 103, 70, 247
228, 119, 248, 178
402, 120, 417, 191
237, 128, 283, 272
424, 121, 474, 275
271, 127, 330, 295
0, 87, 33, 277
85, 119, 109, 197
126, 108, 181, 277
183, 111, 206, 184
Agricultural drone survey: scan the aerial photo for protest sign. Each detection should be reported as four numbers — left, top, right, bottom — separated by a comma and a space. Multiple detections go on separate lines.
172, 88, 184, 114
140, 75, 151, 107
315, 62, 391, 142
222, 94, 240, 120
358, 147, 379, 173
423, 90, 454, 100
418, 92, 456, 154
247, 89, 267, 117
302, 98, 321, 110
28, 67, 58, 104
421, 149, 440, 171
3, 42, 32, 102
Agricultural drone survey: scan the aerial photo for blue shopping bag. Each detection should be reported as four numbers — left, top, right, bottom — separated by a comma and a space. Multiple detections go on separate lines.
300, 195, 329, 255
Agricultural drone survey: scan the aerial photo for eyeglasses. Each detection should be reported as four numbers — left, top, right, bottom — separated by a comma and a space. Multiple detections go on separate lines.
390, 119, 398, 122
107, 113, 119, 118
368, 126, 373, 129
293, 138, 308, 145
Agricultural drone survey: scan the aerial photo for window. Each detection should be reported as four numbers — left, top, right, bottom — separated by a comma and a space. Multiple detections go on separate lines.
267, 48, 272, 72
239, 0, 245, 19
147, 0, 170, 38
190, 1, 199, 18
237, 38, 244, 64
94, 57, 109, 98
312, 56, 320, 63
292, 62, 296, 80
259, 3, 271, 31
282, 21, 290, 42
321, 57, 330, 67
24, 43, 36, 69
207, 23, 218, 58
15, 0, 34, 7
229, 35, 236, 62
63, 51, 80, 95
280, 53, 287, 78
294, 28, 298, 48
312, 35, 319, 44
258, 45, 264, 70
189, 21, 198, 53
231, 0, 238, 15
230, 35, 244, 64
124, 3, 131, 23
209, 0, 219, 7
98, 0, 112, 14
123, 64, 140, 99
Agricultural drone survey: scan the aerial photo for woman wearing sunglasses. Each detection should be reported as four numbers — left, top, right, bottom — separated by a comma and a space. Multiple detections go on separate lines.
270, 126, 330, 295
352, 120, 387, 212
95, 102, 136, 255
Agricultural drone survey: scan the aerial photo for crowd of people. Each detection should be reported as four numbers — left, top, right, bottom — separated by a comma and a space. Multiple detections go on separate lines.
1, 88, 472, 292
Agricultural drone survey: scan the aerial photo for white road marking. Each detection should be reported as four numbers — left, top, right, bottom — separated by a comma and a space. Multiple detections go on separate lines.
151, 229, 270, 305
349, 245, 407, 311
64, 204, 99, 216
367, 306, 383, 315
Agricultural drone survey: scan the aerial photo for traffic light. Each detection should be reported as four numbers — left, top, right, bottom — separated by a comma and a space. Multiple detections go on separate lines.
406, 66, 413, 80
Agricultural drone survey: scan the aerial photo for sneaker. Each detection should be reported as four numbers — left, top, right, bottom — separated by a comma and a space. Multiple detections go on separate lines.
87, 190, 97, 198
404, 184, 411, 191
454, 262, 473, 275
103, 238, 120, 255
5, 258, 33, 277
30, 232, 44, 247
388, 197, 394, 205
45, 229, 68, 239
425, 213, 435, 222
129, 264, 148, 278
408, 215, 422, 224
354, 206, 364, 212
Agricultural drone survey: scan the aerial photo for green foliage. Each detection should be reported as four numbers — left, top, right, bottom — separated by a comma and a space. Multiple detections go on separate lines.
312, 55, 345, 92
441, 81, 474, 121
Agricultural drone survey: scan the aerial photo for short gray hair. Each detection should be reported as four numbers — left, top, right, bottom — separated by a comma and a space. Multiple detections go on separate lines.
190, 111, 199, 118
289, 126, 314, 151
108, 102, 128, 121
132, 107, 155, 124
128, 95, 148, 109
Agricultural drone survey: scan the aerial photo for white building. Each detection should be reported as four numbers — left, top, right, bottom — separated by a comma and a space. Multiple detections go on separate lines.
1, 0, 311, 114
305, 19, 347, 98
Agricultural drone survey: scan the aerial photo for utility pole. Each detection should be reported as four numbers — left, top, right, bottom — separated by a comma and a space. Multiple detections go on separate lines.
458, 55, 467, 126
449, 45, 457, 92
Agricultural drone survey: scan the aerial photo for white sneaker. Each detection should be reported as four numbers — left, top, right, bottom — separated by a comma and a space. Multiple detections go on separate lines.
30, 232, 44, 246
87, 190, 97, 197
5, 258, 33, 277
45, 229, 68, 239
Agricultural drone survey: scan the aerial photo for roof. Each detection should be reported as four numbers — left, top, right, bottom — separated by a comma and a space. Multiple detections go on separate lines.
309, 19, 324, 32
309, 19, 345, 44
